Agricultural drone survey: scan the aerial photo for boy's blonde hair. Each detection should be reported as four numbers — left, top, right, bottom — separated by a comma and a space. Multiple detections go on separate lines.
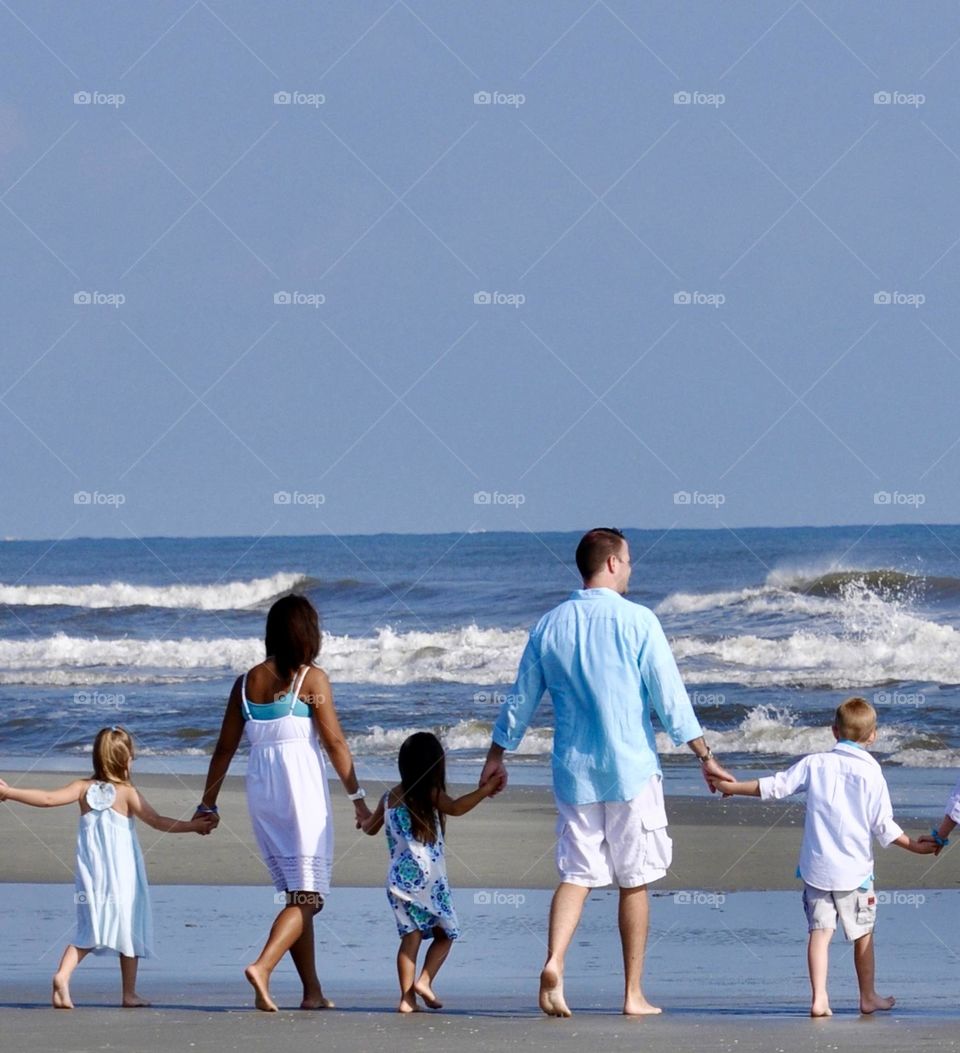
834, 697, 877, 743
92, 726, 134, 784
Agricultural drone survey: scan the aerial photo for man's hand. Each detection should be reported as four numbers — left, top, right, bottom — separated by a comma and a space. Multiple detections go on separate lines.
480, 747, 507, 796
192, 808, 220, 832
701, 755, 734, 794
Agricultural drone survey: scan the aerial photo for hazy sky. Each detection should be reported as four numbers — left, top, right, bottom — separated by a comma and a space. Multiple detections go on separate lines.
3, 2, 960, 539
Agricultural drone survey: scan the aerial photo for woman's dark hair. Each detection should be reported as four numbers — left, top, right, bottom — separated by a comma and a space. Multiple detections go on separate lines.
398, 732, 446, 843
265, 594, 321, 681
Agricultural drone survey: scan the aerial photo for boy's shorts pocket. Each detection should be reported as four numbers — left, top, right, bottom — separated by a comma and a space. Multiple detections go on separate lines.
855, 892, 877, 928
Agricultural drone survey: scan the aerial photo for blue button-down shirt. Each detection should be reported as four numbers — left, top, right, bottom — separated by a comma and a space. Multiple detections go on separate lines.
492, 588, 703, 804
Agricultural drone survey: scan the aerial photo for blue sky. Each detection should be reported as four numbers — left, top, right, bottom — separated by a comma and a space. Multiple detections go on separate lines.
3, 1, 960, 539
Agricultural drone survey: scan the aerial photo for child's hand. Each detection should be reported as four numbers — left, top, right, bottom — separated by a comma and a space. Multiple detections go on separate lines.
708, 776, 737, 797
0, 778, 7, 801
359, 813, 379, 834
194, 813, 217, 835
481, 772, 506, 797
914, 836, 943, 855
353, 799, 372, 830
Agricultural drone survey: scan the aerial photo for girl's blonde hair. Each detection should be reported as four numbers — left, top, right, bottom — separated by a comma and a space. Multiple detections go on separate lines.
92, 726, 134, 784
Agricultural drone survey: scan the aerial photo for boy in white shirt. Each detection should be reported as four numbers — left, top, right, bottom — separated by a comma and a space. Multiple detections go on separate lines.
711, 697, 938, 1017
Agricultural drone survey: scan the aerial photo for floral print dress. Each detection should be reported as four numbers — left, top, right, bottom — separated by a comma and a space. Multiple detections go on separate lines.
384, 796, 460, 939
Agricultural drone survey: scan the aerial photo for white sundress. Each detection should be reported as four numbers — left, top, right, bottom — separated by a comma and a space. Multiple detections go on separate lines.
242, 665, 334, 894
384, 798, 460, 939
74, 781, 154, 958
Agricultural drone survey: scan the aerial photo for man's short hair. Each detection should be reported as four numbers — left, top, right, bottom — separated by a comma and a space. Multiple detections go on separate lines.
575, 527, 627, 579
834, 696, 877, 742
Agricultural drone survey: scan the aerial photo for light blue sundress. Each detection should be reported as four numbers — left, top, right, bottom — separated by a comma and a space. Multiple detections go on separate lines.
74, 781, 154, 958
384, 797, 460, 940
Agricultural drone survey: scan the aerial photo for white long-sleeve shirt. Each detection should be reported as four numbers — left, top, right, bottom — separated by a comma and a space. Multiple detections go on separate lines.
759, 742, 903, 892
946, 775, 960, 825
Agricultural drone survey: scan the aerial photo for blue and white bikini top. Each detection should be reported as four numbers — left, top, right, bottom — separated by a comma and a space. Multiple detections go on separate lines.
240, 664, 312, 721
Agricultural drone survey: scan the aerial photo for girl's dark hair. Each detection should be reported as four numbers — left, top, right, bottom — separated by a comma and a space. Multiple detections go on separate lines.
398, 732, 446, 843
265, 594, 321, 681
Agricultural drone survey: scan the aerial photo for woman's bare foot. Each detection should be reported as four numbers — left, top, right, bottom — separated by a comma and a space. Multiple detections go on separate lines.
398, 992, 420, 1014
811, 1000, 833, 1018
860, 993, 895, 1014
414, 980, 443, 1009
623, 992, 662, 1016
300, 991, 335, 1010
51, 975, 73, 1009
245, 964, 278, 1012
539, 964, 572, 1018
122, 992, 151, 1008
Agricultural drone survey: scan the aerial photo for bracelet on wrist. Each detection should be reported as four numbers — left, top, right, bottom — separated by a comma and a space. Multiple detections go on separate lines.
197, 804, 218, 815
698, 747, 714, 764
931, 827, 950, 847
347, 788, 367, 802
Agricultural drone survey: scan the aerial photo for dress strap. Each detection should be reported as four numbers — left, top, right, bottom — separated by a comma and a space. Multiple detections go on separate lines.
240, 673, 252, 721
289, 665, 310, 714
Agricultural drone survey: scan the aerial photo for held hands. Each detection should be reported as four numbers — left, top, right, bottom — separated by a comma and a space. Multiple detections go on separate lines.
701, 756, 735, 794
0, 777, 7, 801
192, 813, 218, 835
480, 771, 507, 798
353, 798, 372, 830
479, 757, 507, 796
916, 835, 946, 856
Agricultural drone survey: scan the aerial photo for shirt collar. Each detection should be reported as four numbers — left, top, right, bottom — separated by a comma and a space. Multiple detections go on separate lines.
572, 587, 621, 599
833, 740, 880, 766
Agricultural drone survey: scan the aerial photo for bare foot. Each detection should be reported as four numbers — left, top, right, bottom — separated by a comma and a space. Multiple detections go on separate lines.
623, 993, 662, 1016
860, 993, 895, 1014
414, 980, 443, 1009
122, 992, 151, 1008
811, 1000, 833, 1018
398, 992, 420, 1014
539, 965, 572, 1018
300, 992, 335, 1010
245, 964, 278, 1012
51, 975, 74, 1010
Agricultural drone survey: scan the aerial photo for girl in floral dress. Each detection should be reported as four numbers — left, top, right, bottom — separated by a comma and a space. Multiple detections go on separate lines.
362, 732, 502, 1013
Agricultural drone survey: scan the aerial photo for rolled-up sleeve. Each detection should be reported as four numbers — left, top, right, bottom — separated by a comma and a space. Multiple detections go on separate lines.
639, 612, 702, 746
492, 633, 546, 752
946, 775, 960, 825
870, 780, 904, 847
759, 756, 811, 801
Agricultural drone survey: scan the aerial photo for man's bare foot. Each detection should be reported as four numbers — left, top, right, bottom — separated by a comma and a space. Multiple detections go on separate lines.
414, 980, 443, 1009
623, 993, 662, 1016
811, 1000, 833, 1017
244, 964, 278, 1012
860, 993, 895, 1014
539, 965, 572, 1018
300, 992, 335, 1010
122, 992, 151, 1008
51, 975, 73, 1010
398, 992, 420, 1014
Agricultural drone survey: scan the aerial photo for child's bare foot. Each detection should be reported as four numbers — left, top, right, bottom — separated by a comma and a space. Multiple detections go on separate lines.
51, 975, 73, 1010
860, 993, 895, 1014
244, 964, 278, 1012
122, 992, 151, 1008
414, 980, 443, 1009
810, 1000, 833, 1018
398, 992, 420, 1014
623, 992, 662, 1016
539, 964, 572, 1018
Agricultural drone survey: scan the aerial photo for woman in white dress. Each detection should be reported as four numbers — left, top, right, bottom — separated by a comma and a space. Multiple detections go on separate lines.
198, 595, 371, 1012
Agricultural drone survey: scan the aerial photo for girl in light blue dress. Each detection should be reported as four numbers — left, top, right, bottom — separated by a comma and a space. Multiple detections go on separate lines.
0, 726, 214, 1008
361, 732, 503, 1013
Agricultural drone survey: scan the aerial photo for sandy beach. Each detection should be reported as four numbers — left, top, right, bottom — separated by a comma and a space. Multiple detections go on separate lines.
3, 771, 960, 1052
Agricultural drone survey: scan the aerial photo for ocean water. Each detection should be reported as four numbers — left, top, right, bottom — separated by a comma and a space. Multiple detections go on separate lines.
2, 526, 960, 789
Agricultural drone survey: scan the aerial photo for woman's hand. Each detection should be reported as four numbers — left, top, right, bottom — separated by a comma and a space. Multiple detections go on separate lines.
353, 798, 372, 829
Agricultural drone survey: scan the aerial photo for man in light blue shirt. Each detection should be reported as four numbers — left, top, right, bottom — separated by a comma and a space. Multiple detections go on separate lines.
481, 528, 730, 1018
